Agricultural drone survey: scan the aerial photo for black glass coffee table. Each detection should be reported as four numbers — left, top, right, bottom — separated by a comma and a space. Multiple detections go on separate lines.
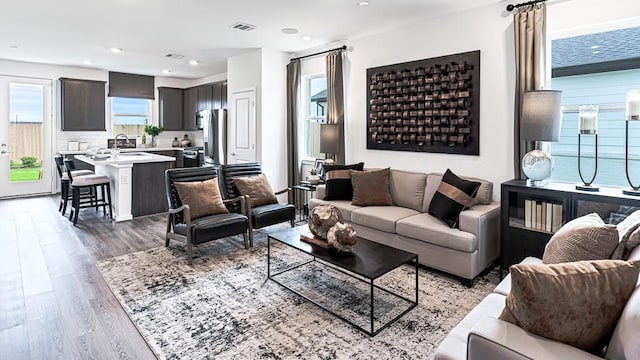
267, 226, 418, 336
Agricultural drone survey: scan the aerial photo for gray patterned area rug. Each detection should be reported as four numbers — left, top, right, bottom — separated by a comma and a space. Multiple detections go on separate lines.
97, 225, 499, 360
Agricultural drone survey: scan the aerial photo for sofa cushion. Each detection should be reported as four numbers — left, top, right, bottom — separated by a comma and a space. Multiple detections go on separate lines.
423, 173, 493, 212
389, 170, 427, 212
308, 199, 361, 222
428, 169, 480, 228
232, 174, 278, 208
396, 213, 478, 253
350, 168, 393, 206
350, 206, 420, 233
613, 210, 640, 260
542, 213, 618, 264
493, 257, 542, 296
605, 284, 640, 360
498, 260, 640, 354
322, 162, 365, 201
174, 177, 228, 219
434, 293, 506, 360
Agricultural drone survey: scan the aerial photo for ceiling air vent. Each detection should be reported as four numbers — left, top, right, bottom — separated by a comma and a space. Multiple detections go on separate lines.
165, 53, 185, 59
230, 22, 256, 31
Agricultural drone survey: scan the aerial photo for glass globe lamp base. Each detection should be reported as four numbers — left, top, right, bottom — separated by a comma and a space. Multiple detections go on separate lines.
522, 149, 553, 187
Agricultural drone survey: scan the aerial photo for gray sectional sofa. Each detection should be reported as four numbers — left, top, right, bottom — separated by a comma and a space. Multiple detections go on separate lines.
308, 169, 500, 285
434, 246, 640, 359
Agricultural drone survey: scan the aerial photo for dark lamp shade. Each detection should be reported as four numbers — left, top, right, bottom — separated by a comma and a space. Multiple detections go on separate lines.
320, 124, 338, 154
521, 90, 563, 142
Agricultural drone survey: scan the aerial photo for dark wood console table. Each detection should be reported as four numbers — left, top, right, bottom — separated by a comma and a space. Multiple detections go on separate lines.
500, 179, 640, 277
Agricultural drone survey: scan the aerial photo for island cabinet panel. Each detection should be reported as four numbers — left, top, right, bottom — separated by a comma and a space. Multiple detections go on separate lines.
131, 161, 173, 216
158, 87, 183, 131
145, 150, 182, 168
60, 78, 106, 131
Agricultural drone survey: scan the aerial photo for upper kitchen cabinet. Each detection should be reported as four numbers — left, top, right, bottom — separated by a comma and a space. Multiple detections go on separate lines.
158, 87, 184, 131
197, 84, 213, 111
182, 87, 199, 130
59, 78, 106, 131
212, 83, 222, 109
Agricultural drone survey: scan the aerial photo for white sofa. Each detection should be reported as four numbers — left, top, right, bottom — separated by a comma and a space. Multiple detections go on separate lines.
308, 169, 500, 285
434, 246, 640, 359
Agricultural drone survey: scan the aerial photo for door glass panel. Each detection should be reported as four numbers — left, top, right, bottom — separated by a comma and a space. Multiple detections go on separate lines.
9, 83, 44, 182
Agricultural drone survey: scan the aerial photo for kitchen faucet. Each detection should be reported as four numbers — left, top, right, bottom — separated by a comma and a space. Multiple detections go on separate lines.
114, 133, 129, 149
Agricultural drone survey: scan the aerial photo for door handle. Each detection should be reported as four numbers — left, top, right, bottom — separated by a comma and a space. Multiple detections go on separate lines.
230, 152, 236, 156
0, 143, 9, 155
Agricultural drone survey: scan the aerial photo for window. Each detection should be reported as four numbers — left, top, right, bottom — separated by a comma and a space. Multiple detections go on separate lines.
549, 26, 640, 187
111, 97, 150, 136
302, 75, 327, 159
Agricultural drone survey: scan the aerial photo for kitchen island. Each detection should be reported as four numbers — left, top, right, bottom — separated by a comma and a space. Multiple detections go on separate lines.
75, 152, 176, 222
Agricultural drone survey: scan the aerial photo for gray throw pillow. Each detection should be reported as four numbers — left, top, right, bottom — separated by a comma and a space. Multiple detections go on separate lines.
543, 213, 618, 264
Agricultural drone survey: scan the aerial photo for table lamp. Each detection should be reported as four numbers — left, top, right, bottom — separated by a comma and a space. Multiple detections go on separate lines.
520, 90, 563, 186
624, 89, 640, 196
320, 124, 338, 161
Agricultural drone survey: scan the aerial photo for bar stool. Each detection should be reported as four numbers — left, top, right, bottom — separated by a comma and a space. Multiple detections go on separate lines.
64, 159, 113, 225
54, 155, 94, 215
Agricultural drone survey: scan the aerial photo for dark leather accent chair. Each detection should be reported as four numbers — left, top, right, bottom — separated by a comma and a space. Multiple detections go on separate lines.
165, 166, 250, 265
221, 163, 295, 246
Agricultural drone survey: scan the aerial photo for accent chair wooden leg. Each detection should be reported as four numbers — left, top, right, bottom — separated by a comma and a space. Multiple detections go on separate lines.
243, 232, 249, 250
290, 219, 295, 227
165, 214, 172, 247
187, 234, 193, 266
249, 228, 254, 248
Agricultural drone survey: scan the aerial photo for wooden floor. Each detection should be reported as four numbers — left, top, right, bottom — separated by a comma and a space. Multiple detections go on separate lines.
0, 195, 165, 360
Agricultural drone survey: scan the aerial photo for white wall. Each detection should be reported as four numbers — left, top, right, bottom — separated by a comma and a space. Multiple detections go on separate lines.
260, 49, 289, 193
344, 0, 640, 196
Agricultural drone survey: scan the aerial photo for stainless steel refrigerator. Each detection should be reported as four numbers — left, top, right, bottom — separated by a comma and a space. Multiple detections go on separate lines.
198, 109, 227, 165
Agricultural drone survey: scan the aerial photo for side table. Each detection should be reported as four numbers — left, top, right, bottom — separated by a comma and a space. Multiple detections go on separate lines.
292, 183, 318, 222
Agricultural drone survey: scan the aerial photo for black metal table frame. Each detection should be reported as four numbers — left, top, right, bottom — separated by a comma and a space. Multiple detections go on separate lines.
267, 235, 419, 336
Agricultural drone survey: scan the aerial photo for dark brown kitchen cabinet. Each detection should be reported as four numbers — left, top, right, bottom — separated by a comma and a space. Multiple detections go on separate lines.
158, 87, 183, 131
212, 83, 222, 109
59, 78, 106, 131
197, 84, 213, 111
182, 87, 198, 130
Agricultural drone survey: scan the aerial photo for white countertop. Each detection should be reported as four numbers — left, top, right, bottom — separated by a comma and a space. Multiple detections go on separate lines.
60, 147, 185, 155
74, 152, 176, 167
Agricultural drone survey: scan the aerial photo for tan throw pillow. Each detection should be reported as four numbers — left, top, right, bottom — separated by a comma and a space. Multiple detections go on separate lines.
233, 174, 278, 208
543, 213, 618, 264
173, 177, 228, 219
499, 260, 640, 354
350, 168, 393, 206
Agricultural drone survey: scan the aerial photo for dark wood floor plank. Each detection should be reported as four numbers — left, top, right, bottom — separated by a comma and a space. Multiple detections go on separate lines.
0, 195, 157, 360
24, 291, 65, 360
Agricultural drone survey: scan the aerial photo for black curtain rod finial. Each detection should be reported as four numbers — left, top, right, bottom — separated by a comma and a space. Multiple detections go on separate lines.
507, 4, 516, 11
506, 0, 546, 12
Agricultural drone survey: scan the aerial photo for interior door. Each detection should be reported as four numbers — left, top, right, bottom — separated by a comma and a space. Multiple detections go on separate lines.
0, 76, 53, 198
227, 89, 256, 164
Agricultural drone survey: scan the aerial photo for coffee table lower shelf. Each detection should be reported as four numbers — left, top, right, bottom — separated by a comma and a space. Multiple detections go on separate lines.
267, 235, 418, 336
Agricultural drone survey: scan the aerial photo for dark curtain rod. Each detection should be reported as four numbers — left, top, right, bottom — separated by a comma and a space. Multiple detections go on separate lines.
290, 45, 347, 62
506, 0, 547, 11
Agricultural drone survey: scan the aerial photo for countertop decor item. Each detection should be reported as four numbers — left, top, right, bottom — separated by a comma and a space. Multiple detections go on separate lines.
144, 125, 164, 147
520, 90, 563, 186
624, 90, 640, 196
327, 222, 357, 252
172, 137, 179, 147
180, 134, 192, 148
576, 105, 599, 192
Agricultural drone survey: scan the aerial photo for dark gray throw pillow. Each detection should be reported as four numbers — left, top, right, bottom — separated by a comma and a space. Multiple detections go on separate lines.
428, 169, 480, 228
323, 162, 365, 201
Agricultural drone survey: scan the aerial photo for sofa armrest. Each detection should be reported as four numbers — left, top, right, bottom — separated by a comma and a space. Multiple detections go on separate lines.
459, 202, 500, 238
467, 317, 602, 360
315, 184, 326, 200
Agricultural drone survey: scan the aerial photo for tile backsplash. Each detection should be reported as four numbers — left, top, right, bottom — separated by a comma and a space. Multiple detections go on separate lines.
56, 130, 204, 152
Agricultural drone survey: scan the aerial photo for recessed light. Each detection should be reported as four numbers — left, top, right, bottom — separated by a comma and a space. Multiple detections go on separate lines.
281, 28, 299, 35
9, 45, 18, 49
590, 45, 600, 49
358, 1, 369, 6
162, 69, 171, 74
301, 35, 312, 41
83, 60, 93, 65
110, 47, 123, 53
189, 60, 199, 66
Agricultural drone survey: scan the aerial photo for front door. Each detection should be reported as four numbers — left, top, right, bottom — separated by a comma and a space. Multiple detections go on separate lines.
227, 89, 256, 164
0, 76, 53, 198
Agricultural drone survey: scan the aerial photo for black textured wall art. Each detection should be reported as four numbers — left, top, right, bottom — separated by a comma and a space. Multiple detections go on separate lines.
366, 50, 480, 155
